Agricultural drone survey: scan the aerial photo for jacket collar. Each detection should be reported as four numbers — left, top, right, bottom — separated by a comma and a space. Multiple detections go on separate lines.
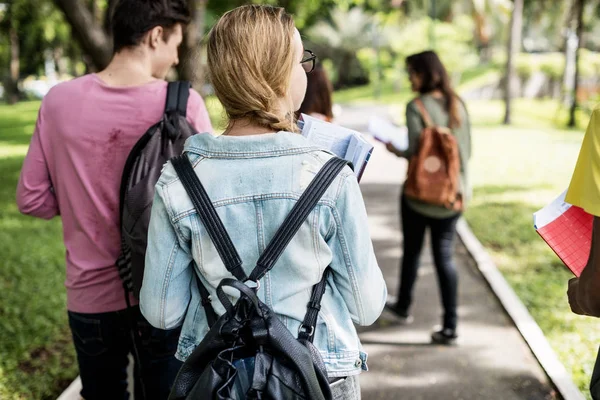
184, 131, 321, 159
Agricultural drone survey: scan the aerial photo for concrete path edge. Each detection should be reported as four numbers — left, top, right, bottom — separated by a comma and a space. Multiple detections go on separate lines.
456, 218, 586, 400
56, 376, 81, 400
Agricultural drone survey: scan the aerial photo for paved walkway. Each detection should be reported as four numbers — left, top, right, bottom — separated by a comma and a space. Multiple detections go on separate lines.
348, 105, 558, 400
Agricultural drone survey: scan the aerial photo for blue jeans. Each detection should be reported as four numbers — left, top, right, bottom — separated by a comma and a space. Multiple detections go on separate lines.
397, 195, 460, 331
68, 306, 182, 400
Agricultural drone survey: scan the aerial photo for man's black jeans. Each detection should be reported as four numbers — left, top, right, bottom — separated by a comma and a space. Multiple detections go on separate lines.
396, 195, 460, 331
68, 305, 182, 400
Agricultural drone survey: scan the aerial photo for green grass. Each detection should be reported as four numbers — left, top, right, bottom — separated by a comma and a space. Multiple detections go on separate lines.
0, 101, 78, 399
464, 117, 600, 397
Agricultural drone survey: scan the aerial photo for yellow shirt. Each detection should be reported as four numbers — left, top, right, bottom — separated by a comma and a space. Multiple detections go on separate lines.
566, 107, 600, 217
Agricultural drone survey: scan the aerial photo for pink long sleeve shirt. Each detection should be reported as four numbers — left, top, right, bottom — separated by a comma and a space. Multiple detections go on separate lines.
16, 74, 213, 313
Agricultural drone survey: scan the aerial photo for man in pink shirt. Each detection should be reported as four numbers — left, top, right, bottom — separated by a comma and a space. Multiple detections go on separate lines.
16, 0, 212, 398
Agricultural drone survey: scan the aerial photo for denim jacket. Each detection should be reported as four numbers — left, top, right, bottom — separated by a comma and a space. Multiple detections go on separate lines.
140, 131, 387, 377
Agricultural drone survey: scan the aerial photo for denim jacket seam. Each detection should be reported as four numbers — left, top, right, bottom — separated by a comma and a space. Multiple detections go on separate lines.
162, 184, 189, 246
255, 199, 272, 307
312, 207, 323, 278
320, 351, 361, 360
156, 184, 185, 328
171, 195, 337, 223
319, 308, 336, 351
190, 296, 202, 328
255, 199, 265, 254
190, 153, 205, 166
172, 209, 196, 223
158, 243, 180, 329
324, 208, 336, 241
158, 155, 205, 188
331, 206, 365, 323
185, 147, 320, 158
326, 369, 361, 377
190, 217, 206, 275
335, 172, 354, 201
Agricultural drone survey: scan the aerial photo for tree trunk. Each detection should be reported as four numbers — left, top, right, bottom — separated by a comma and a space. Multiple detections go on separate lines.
54, 47, 68, 77
53, 0, 112, 71
472, 7, 491, 64
429, 0, 437, 49
177, 0, 207, 92
103, 0, 117, 37
7, 24, 20, 104
90, 0, 100, 24
503, 0, 524, 125
335, 53, 354, 89
568, 0, 585, 128
563, 30, 577, 105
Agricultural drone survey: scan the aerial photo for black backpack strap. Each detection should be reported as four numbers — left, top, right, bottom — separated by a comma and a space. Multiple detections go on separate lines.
298, 268, 331, 342
248, 157, 349, 282
165, 81, 191, 117
193, 267, 218, 327
171, 154, 248, 282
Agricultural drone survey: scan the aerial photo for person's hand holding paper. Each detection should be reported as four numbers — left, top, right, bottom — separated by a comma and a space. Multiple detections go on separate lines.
367, 116, 408, 152
300, 114, 373, 181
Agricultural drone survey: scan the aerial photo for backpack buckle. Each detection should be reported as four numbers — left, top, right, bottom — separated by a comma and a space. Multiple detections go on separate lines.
244, 279, 261, 292
298, 324, 314, 337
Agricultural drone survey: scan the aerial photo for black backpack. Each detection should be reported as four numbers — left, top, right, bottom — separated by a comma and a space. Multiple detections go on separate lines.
116, 81, 198, 299
168, 154, 350, 400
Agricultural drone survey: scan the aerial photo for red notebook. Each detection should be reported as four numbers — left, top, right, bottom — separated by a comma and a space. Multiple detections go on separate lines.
534, 191, 593, 277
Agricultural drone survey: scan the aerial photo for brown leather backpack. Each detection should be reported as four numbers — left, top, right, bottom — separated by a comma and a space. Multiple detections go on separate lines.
404, 98, 462, 211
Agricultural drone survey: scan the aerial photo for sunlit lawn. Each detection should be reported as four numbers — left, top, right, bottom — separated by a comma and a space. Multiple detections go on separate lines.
0, 101, 78, 399
465, 103, 599, 398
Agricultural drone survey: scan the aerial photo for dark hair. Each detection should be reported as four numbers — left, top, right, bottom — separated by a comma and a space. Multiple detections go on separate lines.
297, 64, 334, 121
111, 0, 191, 53
406, 50, 462, 128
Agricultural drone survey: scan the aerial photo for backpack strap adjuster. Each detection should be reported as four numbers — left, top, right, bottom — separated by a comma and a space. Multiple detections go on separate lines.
298, 324, 315, 338
201, 295, 213, 307
307, 301, 321, 311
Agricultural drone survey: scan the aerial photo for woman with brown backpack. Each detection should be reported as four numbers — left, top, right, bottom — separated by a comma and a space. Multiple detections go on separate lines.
386, 50, 471, 345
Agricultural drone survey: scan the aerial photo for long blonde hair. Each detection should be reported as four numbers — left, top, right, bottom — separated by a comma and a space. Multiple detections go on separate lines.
207, 5, 297, 133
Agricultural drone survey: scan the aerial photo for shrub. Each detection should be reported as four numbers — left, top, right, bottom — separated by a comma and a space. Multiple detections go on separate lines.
516, 53, 536, 81
539, 53, 565, 80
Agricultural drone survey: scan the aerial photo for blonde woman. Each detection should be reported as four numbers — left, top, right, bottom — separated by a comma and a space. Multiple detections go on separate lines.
139, 5, 386, 399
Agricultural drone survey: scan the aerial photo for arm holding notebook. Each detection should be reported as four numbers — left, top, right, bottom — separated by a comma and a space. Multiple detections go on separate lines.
568, 217, 600, 317
386, 103, 423, 159
565, 107, 600, 317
